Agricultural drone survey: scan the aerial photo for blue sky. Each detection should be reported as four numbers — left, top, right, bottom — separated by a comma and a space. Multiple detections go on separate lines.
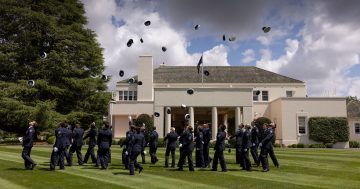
82, 0, 360, 97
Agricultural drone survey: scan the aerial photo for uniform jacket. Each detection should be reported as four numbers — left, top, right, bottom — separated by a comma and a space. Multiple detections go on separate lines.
195, 131, 204, 149
83, 127, 97, 147
130, 132, 145, 153
97, 128, 112, 149
164, 132, 178, 149
251, 127, 259, 144
230, 129, 243, 148
149, 130, 159, 148
260, 127, 274, 148
180, 130, 193, 150
215, 131, 226, 151
242, 130, 252, 149
54, 127, 68, 149
72, 127, 84, 147
23, 127, 36, 147
203, 128, 212, 144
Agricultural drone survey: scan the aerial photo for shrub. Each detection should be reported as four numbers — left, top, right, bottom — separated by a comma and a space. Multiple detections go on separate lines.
325, 143, 333, 148
134, 114, 154, 142
349, 141, 360, 148
297, 143, 305, 148
309, 117, 349, 144
273, 143, 281, 148
47, 136, 55, 144
157, 138, 166, 147
0, 137, 21, 144
309, 143, 326, 148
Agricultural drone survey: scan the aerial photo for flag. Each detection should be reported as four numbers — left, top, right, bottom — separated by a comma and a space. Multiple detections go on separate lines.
197, 55, 203, 74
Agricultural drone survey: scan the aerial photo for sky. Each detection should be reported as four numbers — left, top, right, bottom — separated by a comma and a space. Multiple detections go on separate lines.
81, 0, 360, 97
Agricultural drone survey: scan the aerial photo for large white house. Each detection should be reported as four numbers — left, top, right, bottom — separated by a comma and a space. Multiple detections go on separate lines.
109, 56, 348, 147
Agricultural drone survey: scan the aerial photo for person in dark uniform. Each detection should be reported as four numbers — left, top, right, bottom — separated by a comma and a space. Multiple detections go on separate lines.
177, 125, 194, 171
63, 122, 72, 166
149, 126, 159, 164
140, 125, 146, 164
250, 123, 260, 165
21, 121, 38, 170
195, 125, 205, 168
230, 124, 244, 165
202, 123, 212, 168
212, 124, 227, 172
97, 121, 112, 169
129, 125, 144, 175
268, 123, 280, 168
258, 123, 274, 172
121, 125, 134, 169
50, 122, 68, 170
68, 124, 84, 166
241, 124, 252, 171
83, 122, 97, 164
164, 127, 178, 168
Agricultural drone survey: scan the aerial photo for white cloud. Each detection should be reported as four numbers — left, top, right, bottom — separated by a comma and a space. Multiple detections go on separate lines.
242, 49, 255, 64
81, 0, 229, 90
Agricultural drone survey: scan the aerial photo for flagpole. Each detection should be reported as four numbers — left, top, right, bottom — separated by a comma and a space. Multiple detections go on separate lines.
201, 52, 204, 87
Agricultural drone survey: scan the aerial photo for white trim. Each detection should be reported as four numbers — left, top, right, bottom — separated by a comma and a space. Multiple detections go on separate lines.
296, 112, 308, 136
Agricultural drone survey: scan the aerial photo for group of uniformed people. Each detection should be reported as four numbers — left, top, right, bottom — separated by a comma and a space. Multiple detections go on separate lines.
21, 119, 279, 174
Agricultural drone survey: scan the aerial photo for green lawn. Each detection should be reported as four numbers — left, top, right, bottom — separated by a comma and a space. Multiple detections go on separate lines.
0, 145, 359, 189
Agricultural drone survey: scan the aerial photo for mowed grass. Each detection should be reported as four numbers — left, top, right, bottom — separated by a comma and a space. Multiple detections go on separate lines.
0, 146, 360, 189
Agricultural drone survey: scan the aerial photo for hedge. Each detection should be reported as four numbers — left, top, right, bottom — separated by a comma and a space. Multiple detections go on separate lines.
349, 141, 360, 148
308, 117, 349, 144
47, 136, 55, 144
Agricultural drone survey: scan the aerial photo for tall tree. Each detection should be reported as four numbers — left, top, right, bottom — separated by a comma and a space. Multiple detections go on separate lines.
0, 0, 111, 134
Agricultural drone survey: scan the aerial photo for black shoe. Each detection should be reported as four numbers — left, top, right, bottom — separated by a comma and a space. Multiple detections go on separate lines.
50, 168, 55, 171
262, 169, 269, 172
211, 169, 217, 171
177, 168, 183, 171
60, 167, 65, 170
165, 165, 169, 168
30, 164, 37, 170
189, 169, 194, 171
221, 169, 228, 172
275, 165, 280, 168
139, 167, 143, 174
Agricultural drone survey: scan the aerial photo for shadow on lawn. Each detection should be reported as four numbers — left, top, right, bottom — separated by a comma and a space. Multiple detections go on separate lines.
113, 172, 130, 175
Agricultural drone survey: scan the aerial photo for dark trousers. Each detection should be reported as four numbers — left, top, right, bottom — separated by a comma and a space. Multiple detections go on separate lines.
98, 148, 110, 169
141, 148, 146, 163
122, 148, 130, 169
22, 146, 35, 169
69, 145, 83, 165
250, 144, 259, 164
50, 147, 65, 169
165, 147, 176, 167
64, 145, 71, 165
241, 148, 251, 171
236, 147, 243, 167
203, 142, 211, 167
129, 150, 142, 175
269, 145, 279, 167
259, 147, 269, 171
178, 147, 194, 170
84, 145, 97, 163
150, 146, 158, 164
195, 146, 205, 168
212, 149, 227, 171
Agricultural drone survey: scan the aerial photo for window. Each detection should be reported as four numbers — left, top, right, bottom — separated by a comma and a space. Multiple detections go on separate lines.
262, 91, 269, 101
298, 116, 306, 134
124, 91, 128, 101
129, 91, 133, 100
355, 123, 360, 134
286, 90, 293, 97
134, 91, 137, 101
253, 91, 259, 101
119, 91, 123, 101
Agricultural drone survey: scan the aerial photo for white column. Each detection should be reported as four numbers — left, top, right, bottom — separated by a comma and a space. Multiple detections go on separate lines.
223, 113, 228, 126
235, 107, 241, 132
212, 107, 218, 140
164, 107, 171, 134
154, 106, 164, 137
188, 107, 195, 127
242, 106, 253, 125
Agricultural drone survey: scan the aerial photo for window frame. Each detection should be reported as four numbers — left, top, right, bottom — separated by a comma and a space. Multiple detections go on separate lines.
355, 123, 360, 134
297, 116, 307, 135
286, 90, 293, 97
253, 91, 259, 101
262, 90, 269, 101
